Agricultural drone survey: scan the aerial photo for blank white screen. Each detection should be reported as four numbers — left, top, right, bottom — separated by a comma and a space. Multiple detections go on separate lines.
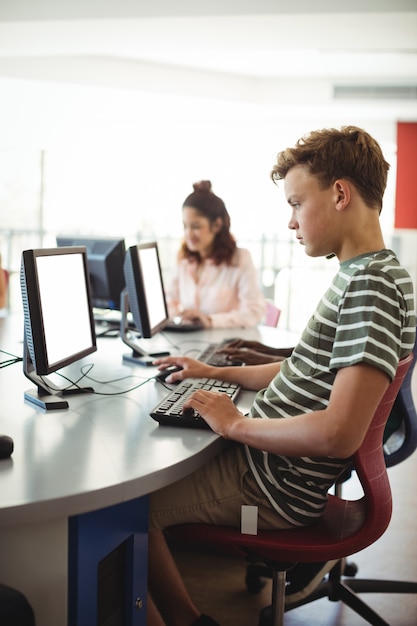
138, 247, 166, 330
36, 253, 94, 367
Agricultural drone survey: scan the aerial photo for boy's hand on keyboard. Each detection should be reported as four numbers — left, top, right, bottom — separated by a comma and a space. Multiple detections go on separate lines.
153, 355, 216, 384
182, 389, 246, 437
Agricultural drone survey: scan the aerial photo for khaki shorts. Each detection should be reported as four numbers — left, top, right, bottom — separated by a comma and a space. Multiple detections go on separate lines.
149, 443, 295, 531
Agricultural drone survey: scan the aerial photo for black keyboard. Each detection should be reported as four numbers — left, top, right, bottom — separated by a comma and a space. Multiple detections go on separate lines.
150, 377, 241, 429
198, 338, 243, 366
164, 319, 204, 332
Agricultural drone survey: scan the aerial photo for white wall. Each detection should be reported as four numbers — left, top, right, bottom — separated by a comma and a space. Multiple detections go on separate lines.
0, 2, 416, 328
0, 75, 401, 242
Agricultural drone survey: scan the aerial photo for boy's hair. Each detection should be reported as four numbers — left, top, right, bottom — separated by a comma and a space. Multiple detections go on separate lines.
271, 126, 390, 211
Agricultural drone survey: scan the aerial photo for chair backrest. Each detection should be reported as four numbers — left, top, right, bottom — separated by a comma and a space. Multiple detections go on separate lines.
277, 352, 415, 561
328, 352, 414, 553
265, 300, 281, 327
384, 331, 417, 467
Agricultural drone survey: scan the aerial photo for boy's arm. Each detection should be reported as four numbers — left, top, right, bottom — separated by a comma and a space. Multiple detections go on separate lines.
186, 362, 390, 459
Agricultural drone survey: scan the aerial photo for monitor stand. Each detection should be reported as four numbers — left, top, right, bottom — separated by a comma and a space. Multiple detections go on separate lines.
119, 290, 170, 367
23, 339, 94, 411
93, 308, 136, 337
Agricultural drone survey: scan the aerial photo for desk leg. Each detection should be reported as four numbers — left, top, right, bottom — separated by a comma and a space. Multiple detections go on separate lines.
68, 495, 149, 626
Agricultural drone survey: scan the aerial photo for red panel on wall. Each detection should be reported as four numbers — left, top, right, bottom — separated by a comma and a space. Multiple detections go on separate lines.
395, 122, 417, 229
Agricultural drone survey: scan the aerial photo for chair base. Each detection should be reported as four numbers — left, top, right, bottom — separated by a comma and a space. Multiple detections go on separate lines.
257, 559, 417, 626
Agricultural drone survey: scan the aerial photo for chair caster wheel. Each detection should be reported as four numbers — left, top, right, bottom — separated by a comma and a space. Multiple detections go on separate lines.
258, 605, 272, 626
343, 561, 358, 577
245, 565, 267, 594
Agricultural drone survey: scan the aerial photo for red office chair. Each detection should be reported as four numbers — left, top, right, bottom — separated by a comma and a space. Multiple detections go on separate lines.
169, 353, 413, 626
293, 332, 417, 624
246, 332, 417, 624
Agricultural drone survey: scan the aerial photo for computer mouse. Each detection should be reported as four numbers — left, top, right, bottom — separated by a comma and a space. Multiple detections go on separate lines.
0, 435, 14, 459
154, 366, 183, 383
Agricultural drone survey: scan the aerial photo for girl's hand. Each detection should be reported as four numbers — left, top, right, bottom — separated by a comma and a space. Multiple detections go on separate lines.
181, 308, 212, 328
218, 347, 283, 365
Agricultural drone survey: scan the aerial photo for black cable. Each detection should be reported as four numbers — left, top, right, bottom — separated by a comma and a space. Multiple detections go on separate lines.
0, 348, 23, 368
53, 362, 156, 397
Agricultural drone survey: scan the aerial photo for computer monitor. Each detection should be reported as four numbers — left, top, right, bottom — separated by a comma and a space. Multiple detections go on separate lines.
56, 236, 126, 313
20, 246, 97, 410
121, 241, 171, 366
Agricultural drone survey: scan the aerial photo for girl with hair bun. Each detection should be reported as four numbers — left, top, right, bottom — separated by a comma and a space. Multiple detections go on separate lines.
166, 181, 265, 328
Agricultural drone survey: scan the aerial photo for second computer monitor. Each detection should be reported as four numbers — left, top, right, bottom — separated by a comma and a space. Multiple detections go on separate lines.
123, 241, 169, 338
56, 236, 126, 311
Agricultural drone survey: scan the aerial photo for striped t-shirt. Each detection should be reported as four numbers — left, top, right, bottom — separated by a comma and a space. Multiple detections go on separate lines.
244, 249, 416, 526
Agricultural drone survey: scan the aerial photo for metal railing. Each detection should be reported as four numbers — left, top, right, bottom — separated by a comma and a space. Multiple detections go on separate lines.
0, 228, 338, 333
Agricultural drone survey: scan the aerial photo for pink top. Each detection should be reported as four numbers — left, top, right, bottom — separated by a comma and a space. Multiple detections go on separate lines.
166, 248, 266, 328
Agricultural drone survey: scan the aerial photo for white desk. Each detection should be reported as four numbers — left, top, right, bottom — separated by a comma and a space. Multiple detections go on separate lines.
0, 316, 298, 625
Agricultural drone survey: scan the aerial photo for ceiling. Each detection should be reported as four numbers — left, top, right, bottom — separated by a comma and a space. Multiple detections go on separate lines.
0, 0, 416, 123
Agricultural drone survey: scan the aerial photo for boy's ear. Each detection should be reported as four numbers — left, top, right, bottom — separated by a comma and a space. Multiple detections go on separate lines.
334, 179, 351, 211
